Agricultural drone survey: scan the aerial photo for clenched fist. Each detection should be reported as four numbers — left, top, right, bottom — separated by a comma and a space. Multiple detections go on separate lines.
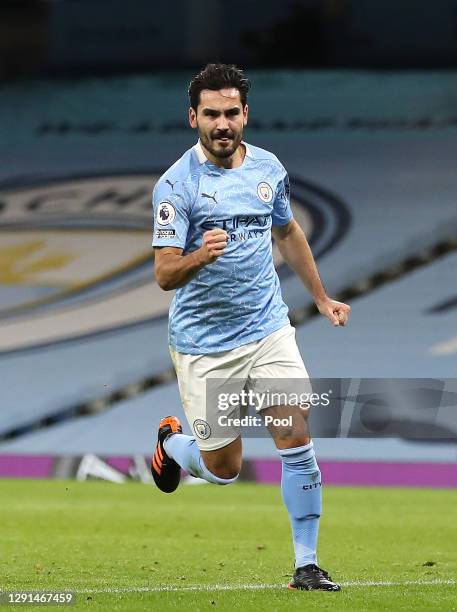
316, 297, 351, 327
199, 229, 228, 264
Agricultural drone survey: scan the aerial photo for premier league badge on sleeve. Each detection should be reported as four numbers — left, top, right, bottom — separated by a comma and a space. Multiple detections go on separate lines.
257, 182, 273, 203
157, 201, 176, 225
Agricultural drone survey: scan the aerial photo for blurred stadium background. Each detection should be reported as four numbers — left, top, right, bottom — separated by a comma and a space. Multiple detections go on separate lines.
0, 0, 456, 487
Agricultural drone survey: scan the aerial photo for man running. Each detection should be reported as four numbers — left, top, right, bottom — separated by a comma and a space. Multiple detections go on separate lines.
151, 63, 350, 592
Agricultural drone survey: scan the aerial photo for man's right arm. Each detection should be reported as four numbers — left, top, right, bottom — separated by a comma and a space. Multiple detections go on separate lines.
154, 229, 228, 290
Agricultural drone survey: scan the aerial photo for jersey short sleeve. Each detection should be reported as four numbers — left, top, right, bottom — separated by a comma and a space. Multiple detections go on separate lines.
152, 179, 191, 249
271, 170, 293, 226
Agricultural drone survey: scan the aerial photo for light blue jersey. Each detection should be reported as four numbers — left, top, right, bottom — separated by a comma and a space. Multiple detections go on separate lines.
152, 141, 293, 354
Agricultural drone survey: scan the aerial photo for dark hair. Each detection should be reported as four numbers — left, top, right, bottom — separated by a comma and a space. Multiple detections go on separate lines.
188, 63, 251, 111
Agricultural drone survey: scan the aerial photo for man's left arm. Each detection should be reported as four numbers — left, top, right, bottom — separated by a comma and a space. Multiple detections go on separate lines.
272, 219, 351, 327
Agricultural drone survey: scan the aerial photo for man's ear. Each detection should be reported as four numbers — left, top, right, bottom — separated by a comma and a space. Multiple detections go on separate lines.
189, 107, 197, 129
243, 104, 249, 127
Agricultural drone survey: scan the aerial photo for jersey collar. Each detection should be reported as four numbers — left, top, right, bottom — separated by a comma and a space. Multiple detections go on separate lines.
193, 140, 253, 164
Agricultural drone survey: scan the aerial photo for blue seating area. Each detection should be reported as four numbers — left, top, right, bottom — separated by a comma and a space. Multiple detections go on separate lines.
1, 73, 456, 452
297, 252, 457, 379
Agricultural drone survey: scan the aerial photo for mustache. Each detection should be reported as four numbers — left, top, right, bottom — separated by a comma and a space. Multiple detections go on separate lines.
212, 131, 235, 139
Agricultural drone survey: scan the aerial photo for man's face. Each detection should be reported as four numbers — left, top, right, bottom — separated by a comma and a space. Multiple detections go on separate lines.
189, 88, 248, 159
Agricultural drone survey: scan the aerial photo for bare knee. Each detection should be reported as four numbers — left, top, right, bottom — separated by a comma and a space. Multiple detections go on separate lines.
263, 405, 310, 450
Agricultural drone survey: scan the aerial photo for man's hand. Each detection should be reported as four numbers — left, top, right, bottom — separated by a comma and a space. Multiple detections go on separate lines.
200, 229, 228, 264
153, 229, 228, 291
316, 297, 351, 327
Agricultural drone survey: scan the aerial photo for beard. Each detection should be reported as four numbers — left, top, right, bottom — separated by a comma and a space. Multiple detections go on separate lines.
198, 126, 243, 159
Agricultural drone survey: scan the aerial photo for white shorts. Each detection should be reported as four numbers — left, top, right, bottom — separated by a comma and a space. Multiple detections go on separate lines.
169, 323, 310, 451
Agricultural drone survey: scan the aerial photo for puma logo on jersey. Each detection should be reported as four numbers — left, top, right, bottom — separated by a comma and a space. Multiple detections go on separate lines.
165, 179, 178, 191
202, 191, 218, 204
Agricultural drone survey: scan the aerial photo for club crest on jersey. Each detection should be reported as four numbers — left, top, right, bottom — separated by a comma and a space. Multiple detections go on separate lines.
157, 201, 176, 226
193, 419, 211, 440
257, 182, 273, 203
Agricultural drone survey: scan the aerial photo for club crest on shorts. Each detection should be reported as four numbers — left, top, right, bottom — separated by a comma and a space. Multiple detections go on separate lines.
257, 182, 273, 203
193, 419, 211, 440
156, 201, 176, 226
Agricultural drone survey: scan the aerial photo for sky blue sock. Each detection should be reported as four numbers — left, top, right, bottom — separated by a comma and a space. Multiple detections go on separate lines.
279, 442, 322, 568
163, 433, 237, 485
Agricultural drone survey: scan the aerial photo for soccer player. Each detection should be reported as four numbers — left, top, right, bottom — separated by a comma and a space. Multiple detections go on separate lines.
151, 64, 350, 592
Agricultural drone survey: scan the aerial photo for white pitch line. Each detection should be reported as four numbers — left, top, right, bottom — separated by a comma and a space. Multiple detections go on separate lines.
71, 580, 457, 594
76, 584, 280, 594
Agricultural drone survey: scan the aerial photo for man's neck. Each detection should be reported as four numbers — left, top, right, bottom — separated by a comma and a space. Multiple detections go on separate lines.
201, 142, 246, 169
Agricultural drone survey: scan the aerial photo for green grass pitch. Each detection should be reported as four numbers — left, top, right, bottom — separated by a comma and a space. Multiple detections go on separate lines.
1, 479, 456, 610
